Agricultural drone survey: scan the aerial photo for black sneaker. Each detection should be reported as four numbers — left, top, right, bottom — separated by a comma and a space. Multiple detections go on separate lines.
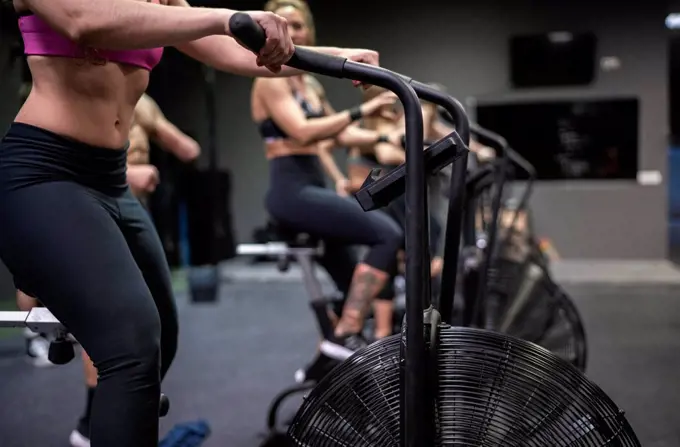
319, 333, 368, 361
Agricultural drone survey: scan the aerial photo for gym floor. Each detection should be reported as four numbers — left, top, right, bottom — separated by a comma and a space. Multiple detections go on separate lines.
0, 260, 679, 447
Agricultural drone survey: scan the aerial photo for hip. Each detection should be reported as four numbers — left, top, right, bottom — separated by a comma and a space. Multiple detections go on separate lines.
0, 122, 128, 195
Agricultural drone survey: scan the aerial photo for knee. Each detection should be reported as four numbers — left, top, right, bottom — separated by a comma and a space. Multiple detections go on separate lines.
145, 277, 179, 371
364, 219, 403, 273
380, 219, 404, 254
94, 310, 162, 385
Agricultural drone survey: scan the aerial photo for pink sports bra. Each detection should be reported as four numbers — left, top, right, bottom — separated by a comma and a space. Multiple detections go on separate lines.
18, 14, 164, 71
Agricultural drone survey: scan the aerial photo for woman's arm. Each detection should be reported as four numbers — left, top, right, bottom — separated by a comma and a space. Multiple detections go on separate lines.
177, 37, 370, 78
430, 119, 453, 141
135, 95, 200, 162
323, 98, 400, 149
374, 141, 406, 166
320, 100, 380, 148
335, 125, 382, 148
176, 34, 298, 77
368, 113, 406, 166
347, 147, 371, 193
127, 164, 160, 195
168, 0, 378, 77
318, 140, 349, 195
25, 0, 229, 49
23, 0, 292, 69
257, 78, 356, 145
318, 140, 345, 183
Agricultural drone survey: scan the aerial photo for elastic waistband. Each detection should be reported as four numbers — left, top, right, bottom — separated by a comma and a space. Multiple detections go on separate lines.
348, 154, 380, 167
0, 123, 128, 193
4, 122, 128, 152
269, 155, 326, 188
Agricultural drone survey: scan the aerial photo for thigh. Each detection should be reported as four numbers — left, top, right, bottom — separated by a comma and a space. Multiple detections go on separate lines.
118, 191, 178, 341
271, 186, 396, 246
0, 182, 160, 370
384, 195, 407, 232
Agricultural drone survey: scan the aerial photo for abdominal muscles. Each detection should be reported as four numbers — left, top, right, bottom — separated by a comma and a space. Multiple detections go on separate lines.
15, 56, 151, 149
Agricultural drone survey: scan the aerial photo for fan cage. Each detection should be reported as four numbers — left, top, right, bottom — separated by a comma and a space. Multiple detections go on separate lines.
483, 224, 588, 371
288, 327, 638, 447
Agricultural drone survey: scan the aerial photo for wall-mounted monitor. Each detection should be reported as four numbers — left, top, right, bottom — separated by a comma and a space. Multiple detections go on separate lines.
475, 98, 639, 181
510, 32, 597, 88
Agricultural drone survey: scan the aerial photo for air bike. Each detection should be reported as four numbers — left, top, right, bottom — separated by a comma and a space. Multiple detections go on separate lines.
230, 13, 640, 446
431, 117, 588, 372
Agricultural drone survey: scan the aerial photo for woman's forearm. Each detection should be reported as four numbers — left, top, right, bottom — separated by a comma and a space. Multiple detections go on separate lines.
336, 125, 380, 148
375, 143, 406, 166
292, 112, 356, 145
177, 38, 351, 77
300, 46, 343, 56
318, 141, 346, 183
177, 35, 301, 77
26, 0, 229, 49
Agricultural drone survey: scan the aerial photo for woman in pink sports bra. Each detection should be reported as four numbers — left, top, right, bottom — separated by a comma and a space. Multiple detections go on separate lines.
0, 1, 382, 447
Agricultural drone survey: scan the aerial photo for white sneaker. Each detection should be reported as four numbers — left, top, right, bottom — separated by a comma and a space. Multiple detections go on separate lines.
27, 336, 54, 368
69, 429, 91, 447
23, 327, 38, 340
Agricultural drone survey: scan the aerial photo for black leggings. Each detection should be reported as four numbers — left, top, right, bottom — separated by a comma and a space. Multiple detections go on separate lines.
372, 191, 443, 302
0, 123, 178, 447
384, 194, 443, 256
266, 155, 403, 296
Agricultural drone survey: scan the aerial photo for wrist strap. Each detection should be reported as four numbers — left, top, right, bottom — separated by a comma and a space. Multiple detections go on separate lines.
377, 134, 389, 144
348, 107, 363, 122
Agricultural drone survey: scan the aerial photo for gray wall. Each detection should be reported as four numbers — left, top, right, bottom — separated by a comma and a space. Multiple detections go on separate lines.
0, 0, 670, 259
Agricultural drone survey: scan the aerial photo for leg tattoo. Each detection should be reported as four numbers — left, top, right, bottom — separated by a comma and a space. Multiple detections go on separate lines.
336, 265, 388, 336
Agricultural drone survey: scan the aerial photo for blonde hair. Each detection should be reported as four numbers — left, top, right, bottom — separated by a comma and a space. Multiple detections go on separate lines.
264, 0, 316, 46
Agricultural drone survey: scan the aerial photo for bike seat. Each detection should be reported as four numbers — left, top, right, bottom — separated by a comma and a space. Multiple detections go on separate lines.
267, 220, 320, 248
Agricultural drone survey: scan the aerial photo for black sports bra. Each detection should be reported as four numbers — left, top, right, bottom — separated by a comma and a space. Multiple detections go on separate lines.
258, 91, 325, 141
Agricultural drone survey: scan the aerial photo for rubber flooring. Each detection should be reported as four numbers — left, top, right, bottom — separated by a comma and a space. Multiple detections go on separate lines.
0, 280, 679, 446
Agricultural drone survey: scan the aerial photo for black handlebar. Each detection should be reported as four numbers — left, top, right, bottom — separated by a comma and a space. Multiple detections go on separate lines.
229, 13, 440, 446
506, 147, 536, 181
468, 122, 507, 158
228, 13, 347, 77
410, 81, 470, 145
468, 122, 537, 180
469, 123, 537, 220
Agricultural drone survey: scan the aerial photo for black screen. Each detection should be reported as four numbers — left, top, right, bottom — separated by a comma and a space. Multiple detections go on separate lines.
475, 98, 639, 181
510, 32, 597, 88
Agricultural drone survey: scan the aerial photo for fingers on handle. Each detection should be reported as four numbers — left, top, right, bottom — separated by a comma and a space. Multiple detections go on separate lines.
261, 35, 278, 58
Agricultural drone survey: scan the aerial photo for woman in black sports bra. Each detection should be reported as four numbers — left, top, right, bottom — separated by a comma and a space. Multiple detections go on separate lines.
251, 0, 404, 352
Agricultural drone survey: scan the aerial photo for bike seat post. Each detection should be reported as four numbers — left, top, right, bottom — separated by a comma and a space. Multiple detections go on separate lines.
294, 242, 325, 303
294, 242, 334, 339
